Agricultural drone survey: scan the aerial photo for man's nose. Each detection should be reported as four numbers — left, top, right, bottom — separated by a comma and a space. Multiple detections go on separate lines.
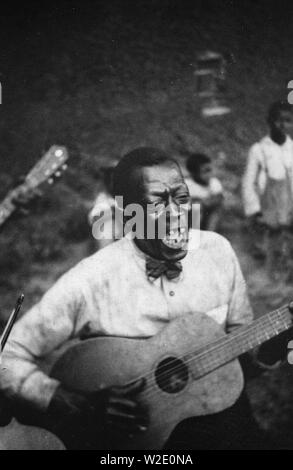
168, 201, 183, 217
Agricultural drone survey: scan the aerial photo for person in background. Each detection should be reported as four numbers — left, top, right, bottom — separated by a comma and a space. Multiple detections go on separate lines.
185, 153, 224, 232
88, 165, 123, 250
242, 101, 293, 275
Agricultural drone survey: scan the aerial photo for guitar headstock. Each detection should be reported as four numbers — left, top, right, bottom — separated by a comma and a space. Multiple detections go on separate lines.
25, 146, 69, 189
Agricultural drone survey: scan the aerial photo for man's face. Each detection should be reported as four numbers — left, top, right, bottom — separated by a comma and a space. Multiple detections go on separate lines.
270, 110, 293, 139
135, 162, 191, 261
198, 162, 212, 186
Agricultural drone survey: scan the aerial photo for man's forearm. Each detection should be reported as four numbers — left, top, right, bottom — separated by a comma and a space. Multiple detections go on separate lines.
1, 353, 60, 411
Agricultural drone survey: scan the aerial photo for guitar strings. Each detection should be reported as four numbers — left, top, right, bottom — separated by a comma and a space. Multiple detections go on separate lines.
142, 305, 290, 396
141, 305, 290, 399
126, 304, 291, 401
139, 306, 290, 401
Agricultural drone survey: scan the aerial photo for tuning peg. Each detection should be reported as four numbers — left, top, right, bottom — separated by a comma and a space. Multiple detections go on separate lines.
48, 178, 54, 185
62, 164, 68, 171
55, 171, 61, 177
55, 149, 63, 157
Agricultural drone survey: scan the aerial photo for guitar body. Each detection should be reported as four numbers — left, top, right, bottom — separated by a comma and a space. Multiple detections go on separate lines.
52, 312, 244, 449
0, 419, 65, 450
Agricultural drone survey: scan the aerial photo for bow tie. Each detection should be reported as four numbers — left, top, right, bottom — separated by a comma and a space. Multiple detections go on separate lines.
146, 257, 182, 281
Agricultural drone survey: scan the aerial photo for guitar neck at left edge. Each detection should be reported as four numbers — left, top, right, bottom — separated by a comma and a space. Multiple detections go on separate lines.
0, 145, 68, 227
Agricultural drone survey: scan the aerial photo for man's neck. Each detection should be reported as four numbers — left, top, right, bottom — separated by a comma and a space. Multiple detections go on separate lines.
134, 238, 163, 260
134, 238, 187, 262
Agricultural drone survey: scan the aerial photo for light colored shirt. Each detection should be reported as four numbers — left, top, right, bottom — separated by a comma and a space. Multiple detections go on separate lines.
242, 135, 293, 217
88, 191, 123, 242
88, 191, 115, 225
186, 177, 223, 202
0, 230, 253, 410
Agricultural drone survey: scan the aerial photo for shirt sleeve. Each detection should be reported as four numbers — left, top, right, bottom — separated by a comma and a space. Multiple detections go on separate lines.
0, 265, 86, 411
242, 144, 263, 217
226, 243, 254, 333
209, 178, 223, 195
185, 178, 207, 201
224, 240, 284, 370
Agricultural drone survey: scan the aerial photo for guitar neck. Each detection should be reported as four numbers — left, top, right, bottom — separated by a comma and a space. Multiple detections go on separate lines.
0, 146, 68, 228
189, 305, 292, 379
0, 181, 31, 227
0, 192, 18, 226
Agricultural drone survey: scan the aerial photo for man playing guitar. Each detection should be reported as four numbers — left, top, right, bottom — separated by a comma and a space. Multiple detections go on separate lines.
0, 147, 291, 449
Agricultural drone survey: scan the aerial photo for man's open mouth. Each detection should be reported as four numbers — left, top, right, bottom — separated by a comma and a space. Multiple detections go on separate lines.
161, 227, 188, 250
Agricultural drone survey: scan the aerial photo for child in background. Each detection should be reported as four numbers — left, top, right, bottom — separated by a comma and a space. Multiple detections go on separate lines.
185, 153, 224, 232
88, 165, 122, 250
242, 101, 293, 277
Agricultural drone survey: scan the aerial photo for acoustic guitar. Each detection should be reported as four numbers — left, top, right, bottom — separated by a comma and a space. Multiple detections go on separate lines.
0, 145, 68, 227
0, 419, 65, 450
51, 302, 293, 450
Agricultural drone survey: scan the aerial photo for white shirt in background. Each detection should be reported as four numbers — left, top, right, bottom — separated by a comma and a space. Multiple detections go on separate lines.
186, 177, 223, 202
88, 191, 116, 225
242, 135, 293, 217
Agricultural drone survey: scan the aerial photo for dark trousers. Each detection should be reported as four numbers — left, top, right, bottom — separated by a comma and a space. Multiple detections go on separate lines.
164, 393, 273, 450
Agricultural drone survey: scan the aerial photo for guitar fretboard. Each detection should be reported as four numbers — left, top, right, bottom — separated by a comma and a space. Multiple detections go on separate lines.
186, 306, 292, 379
0, 146, 68, 228
0, 196, 17, 225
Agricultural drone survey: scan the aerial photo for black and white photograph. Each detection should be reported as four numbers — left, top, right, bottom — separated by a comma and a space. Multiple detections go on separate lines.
0, 0, 293, 453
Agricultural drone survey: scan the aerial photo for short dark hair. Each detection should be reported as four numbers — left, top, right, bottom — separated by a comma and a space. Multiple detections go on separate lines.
186, 153, 211, 177
113, 147, 179, 206
267, 100, 292, 124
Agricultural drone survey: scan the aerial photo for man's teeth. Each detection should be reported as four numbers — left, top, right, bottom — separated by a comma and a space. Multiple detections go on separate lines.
163, 229, 187, 246
168, 228, 186, 238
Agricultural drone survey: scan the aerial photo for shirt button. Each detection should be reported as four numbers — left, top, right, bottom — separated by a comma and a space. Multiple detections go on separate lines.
169, 291, 175, 297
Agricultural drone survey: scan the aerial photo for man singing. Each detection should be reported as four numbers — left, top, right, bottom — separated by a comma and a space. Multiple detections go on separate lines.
0, 147, 284, 449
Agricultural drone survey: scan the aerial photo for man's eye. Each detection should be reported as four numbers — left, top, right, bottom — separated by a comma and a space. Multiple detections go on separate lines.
147, 201, 165, 214
154, 201, 166, 211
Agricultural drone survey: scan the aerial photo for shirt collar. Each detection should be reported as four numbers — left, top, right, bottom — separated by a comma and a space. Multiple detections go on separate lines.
263, 134, 292, 148
124, 230, 201, 282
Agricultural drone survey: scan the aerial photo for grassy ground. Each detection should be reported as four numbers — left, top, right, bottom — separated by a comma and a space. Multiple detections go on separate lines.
1, 1, 293, 448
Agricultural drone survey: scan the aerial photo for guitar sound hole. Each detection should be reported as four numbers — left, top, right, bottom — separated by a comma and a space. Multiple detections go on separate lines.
155, 356, 189, 393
